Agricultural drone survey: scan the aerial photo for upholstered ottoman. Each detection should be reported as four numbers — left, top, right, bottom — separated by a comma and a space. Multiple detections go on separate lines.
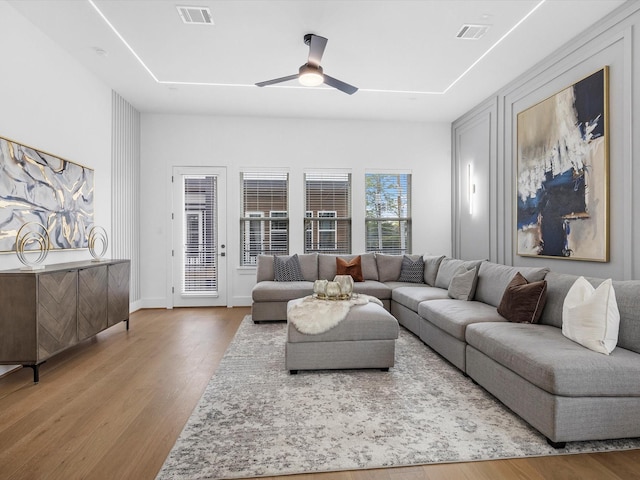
285, 297, 399, 374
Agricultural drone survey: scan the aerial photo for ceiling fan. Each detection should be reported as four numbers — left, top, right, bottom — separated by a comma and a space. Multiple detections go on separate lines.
255, 34, 358, 95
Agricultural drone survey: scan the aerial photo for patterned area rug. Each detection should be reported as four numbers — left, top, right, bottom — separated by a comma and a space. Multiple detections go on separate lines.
156, 316, 640, 479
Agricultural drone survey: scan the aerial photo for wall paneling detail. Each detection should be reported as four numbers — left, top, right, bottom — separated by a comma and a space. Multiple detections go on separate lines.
452, 2, 639, 279
111, 91, 140, 304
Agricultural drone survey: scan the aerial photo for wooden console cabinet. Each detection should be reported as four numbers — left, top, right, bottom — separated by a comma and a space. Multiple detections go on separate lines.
0, 260, 130, 382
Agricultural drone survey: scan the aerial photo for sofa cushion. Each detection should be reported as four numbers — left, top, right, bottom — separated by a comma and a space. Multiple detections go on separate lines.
398, 255, 425, 283
447, 265, 479, 301
538, 272, 580, 328
474, 262, 549, 307
256, 253, 318, 282
540, 273, 640, 355
466, 322, 640, 397
611, 279, 640, 354
497, 272, 547, 324
352, 280, 392, 300
336, 255, 364, 282
252, 281, 315, 302
318, 253, 378, 281
392, 285, 449, 311
418, 299, 505, 341
562, 277, 620, 355
274, 254, 305, 281
375, 254, 405, 282
423, 255, 445, 286
434, 258, 484, 289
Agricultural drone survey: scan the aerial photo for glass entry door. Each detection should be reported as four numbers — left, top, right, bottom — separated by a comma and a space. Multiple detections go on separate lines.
172, 167, 227, 307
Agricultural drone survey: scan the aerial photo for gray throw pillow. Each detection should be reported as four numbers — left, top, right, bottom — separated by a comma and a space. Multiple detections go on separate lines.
448, 265, 479, 301
398, 255, 425, 283
274, 254, 305, 281
423, 254, 445, 286
376, 254, 404, 282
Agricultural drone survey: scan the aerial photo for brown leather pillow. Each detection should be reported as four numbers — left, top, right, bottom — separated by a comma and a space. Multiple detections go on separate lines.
497, 272, 548, 324
336, 256, 364, 282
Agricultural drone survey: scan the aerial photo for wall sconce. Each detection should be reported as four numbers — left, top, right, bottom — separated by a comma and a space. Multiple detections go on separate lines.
468, 163, 476, 215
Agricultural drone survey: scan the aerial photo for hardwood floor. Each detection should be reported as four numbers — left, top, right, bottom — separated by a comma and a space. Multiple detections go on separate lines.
1, 307, 639, 480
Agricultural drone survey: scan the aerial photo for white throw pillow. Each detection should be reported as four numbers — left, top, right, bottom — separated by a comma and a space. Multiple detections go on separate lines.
562, 276, 620, 355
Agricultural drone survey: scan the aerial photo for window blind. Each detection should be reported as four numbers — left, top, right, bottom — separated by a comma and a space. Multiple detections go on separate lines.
304, 172, 351, 254
365, 173, 411, 254
240, 172, 288, 265
183, 175, 218, 294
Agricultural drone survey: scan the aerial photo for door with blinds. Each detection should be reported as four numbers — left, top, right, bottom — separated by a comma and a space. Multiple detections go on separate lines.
172, 167, 227, 307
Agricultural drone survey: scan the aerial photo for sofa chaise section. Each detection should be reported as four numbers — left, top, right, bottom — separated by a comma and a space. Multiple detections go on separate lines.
465, 272, 640, 445
416, 260, 549, 371
251, 253, 318, 322
391, 286, 449, 336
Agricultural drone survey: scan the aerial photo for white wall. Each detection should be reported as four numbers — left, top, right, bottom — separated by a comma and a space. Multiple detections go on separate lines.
452, 1, 640, 280
140, 114, 451, 307
0, 1, 112, 271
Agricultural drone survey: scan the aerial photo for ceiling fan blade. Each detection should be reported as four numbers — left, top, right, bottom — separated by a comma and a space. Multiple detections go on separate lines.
255, 74, 298, 87
307, 34, 328, 67
323, 74, 358, 95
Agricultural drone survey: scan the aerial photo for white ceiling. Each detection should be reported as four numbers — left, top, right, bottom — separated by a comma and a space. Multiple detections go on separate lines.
9, 0, 625, 122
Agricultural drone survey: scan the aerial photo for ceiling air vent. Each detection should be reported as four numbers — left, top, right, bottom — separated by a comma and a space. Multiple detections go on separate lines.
176, 6, 214, 25
456, 24, 490, 40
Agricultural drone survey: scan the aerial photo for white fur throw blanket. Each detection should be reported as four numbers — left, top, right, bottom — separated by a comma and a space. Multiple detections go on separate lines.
288, 294, 384, 335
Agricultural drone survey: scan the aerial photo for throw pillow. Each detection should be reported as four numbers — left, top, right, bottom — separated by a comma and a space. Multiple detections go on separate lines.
375, 254, 404, 282
398, 255, 425, 283
448, 265, 479, 301
562, 276, 620, 355
273, 254, 305, 282
423, 254, 445, 286
497, 272, 548, 324
336, 256, 364, 282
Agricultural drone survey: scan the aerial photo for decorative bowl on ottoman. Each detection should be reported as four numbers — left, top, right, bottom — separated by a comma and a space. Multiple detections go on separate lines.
334, 274, 354, 298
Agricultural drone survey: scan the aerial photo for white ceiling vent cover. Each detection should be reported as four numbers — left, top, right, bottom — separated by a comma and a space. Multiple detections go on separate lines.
176, 6, 214, 25
456, 24, 490, 40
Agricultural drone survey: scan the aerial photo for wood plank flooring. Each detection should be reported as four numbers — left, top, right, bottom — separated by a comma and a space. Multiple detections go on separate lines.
1, 307, 639, 480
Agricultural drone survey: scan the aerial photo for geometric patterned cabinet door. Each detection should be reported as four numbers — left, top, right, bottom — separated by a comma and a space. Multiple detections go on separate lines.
37, 270, 78, 360
78, 265, 109, 341
108, 261, 130, 327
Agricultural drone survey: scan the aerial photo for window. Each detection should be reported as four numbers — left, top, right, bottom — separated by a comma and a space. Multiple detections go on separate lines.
365, 173, 411, 254
269, 211, 287, 251
242, 212, 264, 265
304, 172, 351, 253
240, 172, 288, 265
318, 211, 337, 250
183, 175, 217, 293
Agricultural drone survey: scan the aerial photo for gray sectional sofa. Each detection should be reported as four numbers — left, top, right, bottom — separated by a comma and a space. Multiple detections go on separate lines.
251, 253, 640, 447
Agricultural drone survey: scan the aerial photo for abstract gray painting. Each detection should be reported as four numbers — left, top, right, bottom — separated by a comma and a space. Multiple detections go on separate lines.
0, 136, 94, 252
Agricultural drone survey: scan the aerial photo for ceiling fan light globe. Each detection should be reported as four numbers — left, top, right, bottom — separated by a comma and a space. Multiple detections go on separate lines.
298, 64, 324, 87
299, 72, 323, 86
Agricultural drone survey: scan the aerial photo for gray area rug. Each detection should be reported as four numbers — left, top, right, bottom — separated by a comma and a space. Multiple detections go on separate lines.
157, 316, 640, 479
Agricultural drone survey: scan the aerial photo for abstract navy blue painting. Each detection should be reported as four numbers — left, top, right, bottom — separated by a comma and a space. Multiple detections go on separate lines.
516, 67, 608, 262
0, 137, 94, 252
